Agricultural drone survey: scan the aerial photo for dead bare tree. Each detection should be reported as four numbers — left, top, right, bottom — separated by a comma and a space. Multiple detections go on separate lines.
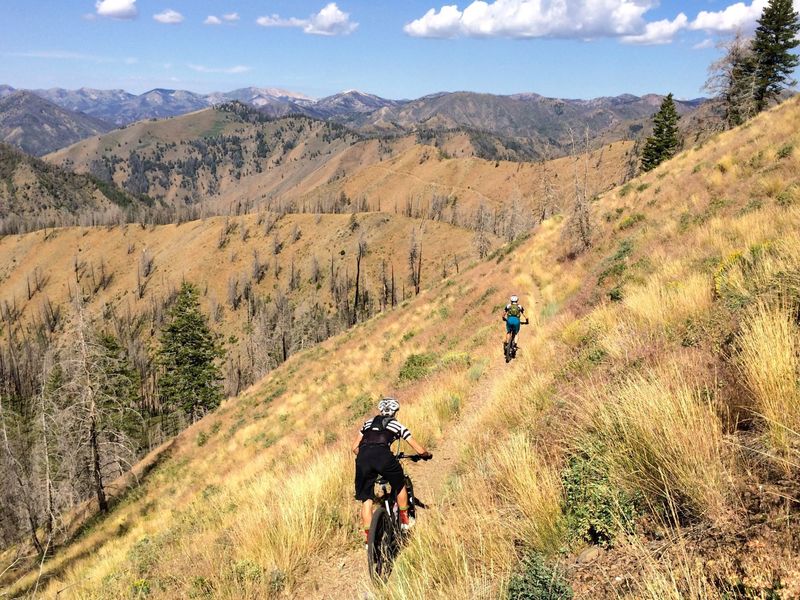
408, 229, 423, 295
561, 128, 593, 258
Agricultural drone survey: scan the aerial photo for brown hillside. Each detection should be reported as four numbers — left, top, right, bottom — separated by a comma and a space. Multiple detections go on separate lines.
46, 105, 633, 222
4, 96, 800, 599
0, 211, 492, 394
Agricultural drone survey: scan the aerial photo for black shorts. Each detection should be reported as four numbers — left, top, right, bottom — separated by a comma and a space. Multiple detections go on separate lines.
354, 445, 405, 501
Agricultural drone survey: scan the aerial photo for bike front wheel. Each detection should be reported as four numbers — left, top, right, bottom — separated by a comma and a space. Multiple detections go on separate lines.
367, 505, 397, 582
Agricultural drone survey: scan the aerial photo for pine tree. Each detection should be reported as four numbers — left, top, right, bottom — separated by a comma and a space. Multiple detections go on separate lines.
640, 94, 682, 172
752, 0, 800, 111
157, 282, 224, 423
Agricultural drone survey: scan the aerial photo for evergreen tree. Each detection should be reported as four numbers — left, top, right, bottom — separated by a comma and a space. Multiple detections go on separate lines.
752, 0, 800, 111
640, 94, 682, 172
157, 282, 224, 423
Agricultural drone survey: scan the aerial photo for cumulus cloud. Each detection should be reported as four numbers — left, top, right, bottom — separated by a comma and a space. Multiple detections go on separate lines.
153, 9, 184, 24
204, 15, 223, 25
95, 0, 137, 20
257, 3, 358, 36
622, 12, 688, 45
188, 64, 252, 74
690, 0, 769, 33
404, 0, 662, 39
222, 13, 240, 22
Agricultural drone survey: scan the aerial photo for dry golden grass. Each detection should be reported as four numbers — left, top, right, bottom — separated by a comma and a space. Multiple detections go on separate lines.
623, 269, 712, 331
487, 433, 564, 553
584, 370, 733, 522
8, 93, 800, 600
738, 302, 800, 454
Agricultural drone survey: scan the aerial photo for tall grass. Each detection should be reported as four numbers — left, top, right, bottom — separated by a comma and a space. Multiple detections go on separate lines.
230, 451, 351, 583
738, 302, 800, 454
585, 371, 732, 522
487, 433, 564, 553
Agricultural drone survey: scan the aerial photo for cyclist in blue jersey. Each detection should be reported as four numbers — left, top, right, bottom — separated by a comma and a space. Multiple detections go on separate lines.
503, 295, 529, 354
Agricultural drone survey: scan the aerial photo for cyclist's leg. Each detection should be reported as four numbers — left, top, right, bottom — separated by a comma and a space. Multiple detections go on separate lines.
396, 485, 408, 509
361, 499, 373, 531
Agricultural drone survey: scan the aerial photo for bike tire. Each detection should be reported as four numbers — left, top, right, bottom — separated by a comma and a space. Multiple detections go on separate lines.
367, 505, 396, 582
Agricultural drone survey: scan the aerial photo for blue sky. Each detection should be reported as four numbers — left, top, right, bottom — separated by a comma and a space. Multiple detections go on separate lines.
0, 1, 792, 99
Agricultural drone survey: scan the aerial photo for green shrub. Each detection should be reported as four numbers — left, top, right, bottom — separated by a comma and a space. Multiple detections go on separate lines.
777, 187, 796, 207
399, 353, 437, 381
618, 213, 645, 230
562, 452, 637, 547
349, 392, 373, 417
507, 552, 573, 600
131, 578, 151, 597
776, 143, 794, 159
441, 352, 471, 368
196, 431, 208, 447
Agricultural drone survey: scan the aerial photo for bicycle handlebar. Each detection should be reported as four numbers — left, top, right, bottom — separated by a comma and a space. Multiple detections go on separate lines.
397, 452, 433, 462
502, 318, 530, 325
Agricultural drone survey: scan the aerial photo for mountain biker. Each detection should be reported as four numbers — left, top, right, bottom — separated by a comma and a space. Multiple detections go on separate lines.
503, 295, 529, 353
352, 397, 431, 544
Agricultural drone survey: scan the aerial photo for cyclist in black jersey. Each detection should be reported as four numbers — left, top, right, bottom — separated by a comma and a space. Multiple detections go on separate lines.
352, 397, 431, 544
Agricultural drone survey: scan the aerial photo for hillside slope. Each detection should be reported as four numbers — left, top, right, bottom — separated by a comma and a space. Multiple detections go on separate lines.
0, 142, 147, 233
46, 104, 633, 223
0, 91, 112, 156
4, 97, 800, 599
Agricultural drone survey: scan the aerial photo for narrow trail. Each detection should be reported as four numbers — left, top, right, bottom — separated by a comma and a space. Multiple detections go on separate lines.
299, 352, 507, 600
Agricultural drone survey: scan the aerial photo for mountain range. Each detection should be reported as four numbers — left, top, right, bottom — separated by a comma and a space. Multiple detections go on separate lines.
1, 83, 705, 132
0, 91, 113, 156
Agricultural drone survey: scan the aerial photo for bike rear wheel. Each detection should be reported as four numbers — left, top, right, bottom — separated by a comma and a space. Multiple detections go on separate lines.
367, 505, 397, 582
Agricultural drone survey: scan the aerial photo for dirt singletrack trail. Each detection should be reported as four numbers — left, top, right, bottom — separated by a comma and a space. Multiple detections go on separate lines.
297, 353, 507, 600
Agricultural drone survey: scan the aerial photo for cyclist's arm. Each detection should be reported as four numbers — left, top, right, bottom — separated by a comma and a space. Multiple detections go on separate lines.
351, 431, 363, 455
405, 436, 429, 456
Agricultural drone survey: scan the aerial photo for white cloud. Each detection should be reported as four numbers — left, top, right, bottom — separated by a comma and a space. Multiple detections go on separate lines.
690, 0, 768, 33
95, 0, 137, 20
206, 12, 240, 25
404, 0, 660, 39
693, 38, 715, 50
257, 3, 357, 36
188, 64, 252, 74
622, 12, 688, 45
153, 9, 184, 25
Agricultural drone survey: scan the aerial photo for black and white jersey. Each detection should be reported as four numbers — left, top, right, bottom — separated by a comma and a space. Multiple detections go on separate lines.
360, 416, 412, 442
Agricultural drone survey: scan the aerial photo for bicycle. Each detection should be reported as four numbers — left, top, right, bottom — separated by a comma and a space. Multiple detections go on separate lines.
503, 319, 529, 363
367, 451, 431, 582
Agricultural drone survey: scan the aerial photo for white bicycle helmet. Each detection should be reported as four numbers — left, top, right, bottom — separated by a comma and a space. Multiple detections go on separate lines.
378, 397, 400, 416
510, 295, 519, 303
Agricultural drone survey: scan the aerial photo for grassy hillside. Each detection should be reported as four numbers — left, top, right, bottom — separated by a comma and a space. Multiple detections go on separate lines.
4, 96, 800, 599
0, 142, 147, 233
46, 104, 633, 223
0, 210, 487, 395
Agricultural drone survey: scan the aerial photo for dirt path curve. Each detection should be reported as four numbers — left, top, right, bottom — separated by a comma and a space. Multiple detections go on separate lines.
298, 353, 506, 600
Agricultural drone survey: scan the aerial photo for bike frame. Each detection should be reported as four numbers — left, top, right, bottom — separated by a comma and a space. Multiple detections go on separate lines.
367, 445, 426, 581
